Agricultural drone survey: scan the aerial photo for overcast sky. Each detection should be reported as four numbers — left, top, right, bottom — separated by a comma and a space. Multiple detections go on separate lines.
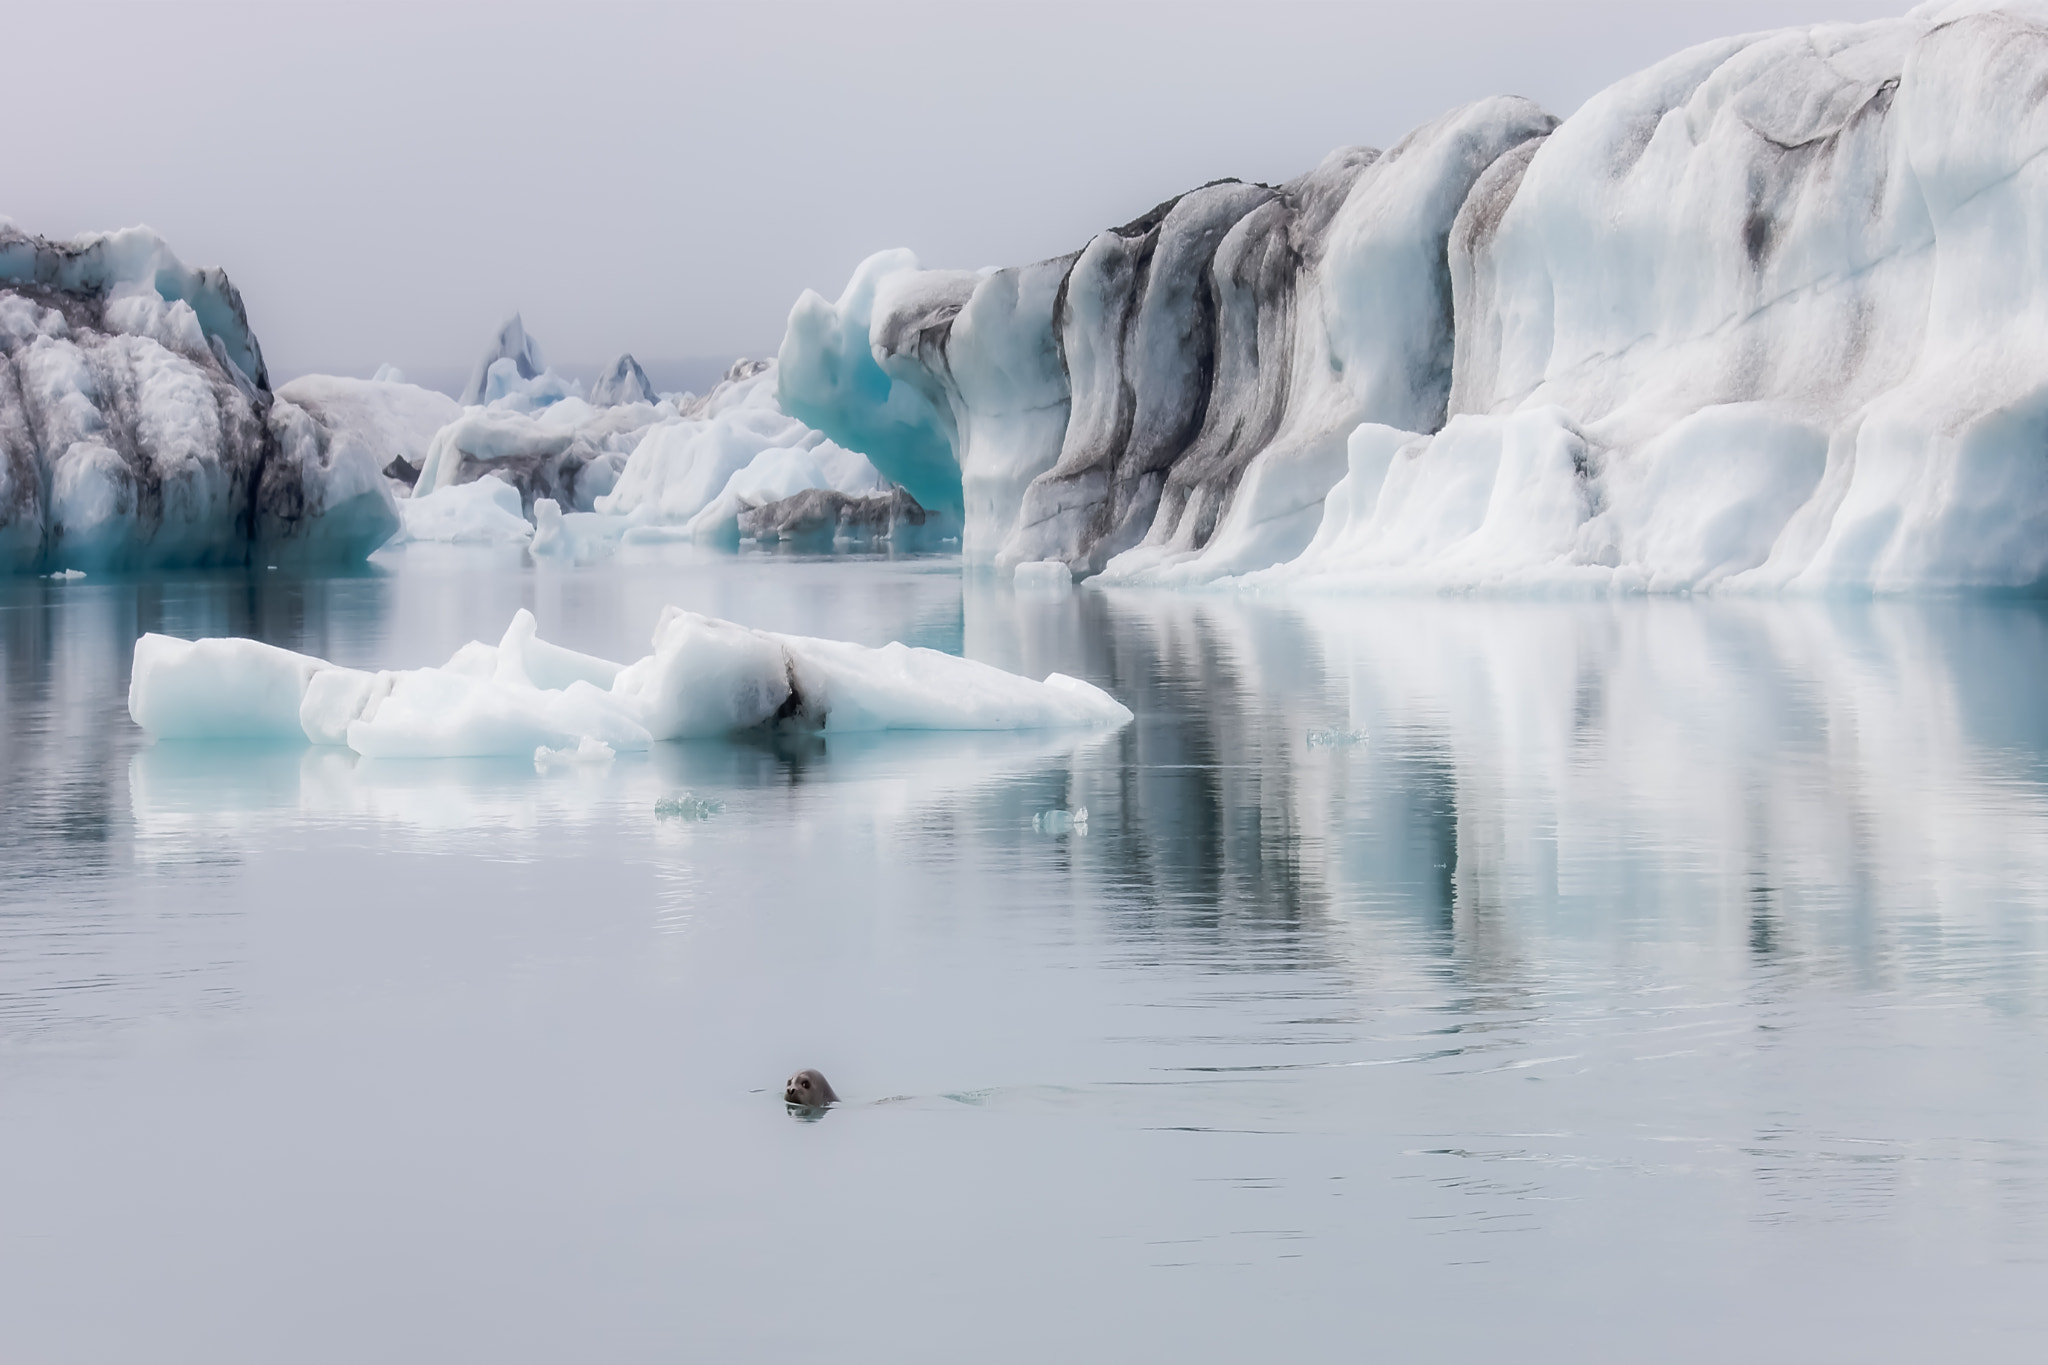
7, 1, 1909, 384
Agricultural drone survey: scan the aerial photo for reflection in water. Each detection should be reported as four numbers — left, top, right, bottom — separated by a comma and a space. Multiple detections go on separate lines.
2, 556, 2047, 1360
964, 585, 2048, 1005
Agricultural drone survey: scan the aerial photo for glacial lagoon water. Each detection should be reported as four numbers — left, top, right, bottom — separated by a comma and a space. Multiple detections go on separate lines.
3, 547, 2047, 1362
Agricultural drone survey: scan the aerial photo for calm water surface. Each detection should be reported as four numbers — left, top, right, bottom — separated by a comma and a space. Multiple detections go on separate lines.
2, 547, 2046, 1362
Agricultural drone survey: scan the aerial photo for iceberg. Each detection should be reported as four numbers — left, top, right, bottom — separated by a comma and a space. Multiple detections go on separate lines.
777, 1, 2048, 594
401, 321, 658, 520
128, 606, 1133, 756
381, 322, 941, 552
589, 353, 657, 407
0, 221, 403, 571
458, 314, 548, 407
594, 360, 865, 535
274, 373, 458, 486
737, 486, 940, 549
396, 475, 536, 545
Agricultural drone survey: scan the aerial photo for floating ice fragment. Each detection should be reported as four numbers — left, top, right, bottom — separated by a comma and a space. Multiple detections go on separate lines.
654, 791, 724, 820
127, 606, 1134, 756
1033, 804, 1088, 835
535, 736, 615, 769
43, 568, 85, 580
1306, 728, 1367, 748
529, 497, 626, 562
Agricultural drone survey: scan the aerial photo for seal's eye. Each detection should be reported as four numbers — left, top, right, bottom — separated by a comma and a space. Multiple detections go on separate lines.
799, 1078, 811, 1089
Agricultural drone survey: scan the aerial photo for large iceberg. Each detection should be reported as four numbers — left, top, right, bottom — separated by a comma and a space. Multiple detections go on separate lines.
0, 221, 405, 571
128, 607, 1133, 756
779, 0, 2048, 593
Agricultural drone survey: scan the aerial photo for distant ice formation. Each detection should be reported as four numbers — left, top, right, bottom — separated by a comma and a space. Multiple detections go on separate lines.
128, 607, 1134, 755
0, 221, 402, 571
780, 1, 2048, 593
457, 313, 548, 406
387, 331, 950, 554
0, 234, 943, 572
589, 353, 657, 407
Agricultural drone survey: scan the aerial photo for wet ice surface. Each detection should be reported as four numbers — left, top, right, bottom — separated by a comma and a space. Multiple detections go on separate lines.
4, 545, 2048, 1362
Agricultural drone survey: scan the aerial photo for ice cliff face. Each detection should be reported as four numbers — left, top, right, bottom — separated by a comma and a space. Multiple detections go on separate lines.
0, 222, 400, 572
781, 1, 2048, 592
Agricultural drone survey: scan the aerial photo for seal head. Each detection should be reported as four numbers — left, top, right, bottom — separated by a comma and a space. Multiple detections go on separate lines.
784, 1068, 839, 1110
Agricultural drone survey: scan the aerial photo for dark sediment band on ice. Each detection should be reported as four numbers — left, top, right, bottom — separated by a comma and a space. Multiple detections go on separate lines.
0, 223, 402, 572
737, 484, 935, 547
782, 5, 2048, 592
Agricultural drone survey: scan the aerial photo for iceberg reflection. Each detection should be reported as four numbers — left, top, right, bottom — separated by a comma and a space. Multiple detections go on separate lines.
962, 586, 2048, 995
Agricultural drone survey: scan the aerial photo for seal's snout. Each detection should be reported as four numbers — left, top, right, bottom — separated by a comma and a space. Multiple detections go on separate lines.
783, 1068, 839, 1109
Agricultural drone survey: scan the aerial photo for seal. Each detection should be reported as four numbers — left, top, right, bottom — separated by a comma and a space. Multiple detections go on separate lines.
784, 1069, 839, 1108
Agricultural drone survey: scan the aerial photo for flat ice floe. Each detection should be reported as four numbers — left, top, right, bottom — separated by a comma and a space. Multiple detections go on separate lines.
128, 609, 1132, 756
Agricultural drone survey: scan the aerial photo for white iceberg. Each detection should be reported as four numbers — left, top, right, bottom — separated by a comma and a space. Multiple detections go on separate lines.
273, 373, 458, 484
776, 1, 2048, 594
593, 360, 920, 547
128, 606, 1133, 756
396, 475, 536, 545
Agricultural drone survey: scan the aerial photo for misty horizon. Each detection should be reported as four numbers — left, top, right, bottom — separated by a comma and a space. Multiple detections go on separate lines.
9, 0, 1908, 383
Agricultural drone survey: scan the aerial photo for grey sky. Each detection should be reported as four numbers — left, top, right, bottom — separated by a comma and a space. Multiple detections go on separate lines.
7, 1, 1907, 384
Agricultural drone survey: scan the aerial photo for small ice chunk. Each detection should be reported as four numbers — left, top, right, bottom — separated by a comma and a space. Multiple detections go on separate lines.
535, 736, 615, 769
43, 568, 86, 580
1013, 559, 1073, 592
654, 791, 724, 820
1306, 728, 1367, 748
1032, 804, 1088, 834
530, 497, 628, 562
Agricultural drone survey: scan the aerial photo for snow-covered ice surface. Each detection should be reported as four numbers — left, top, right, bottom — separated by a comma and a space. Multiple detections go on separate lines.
779, 1, 2048, 594
7, 549, 2048, 1361
129, 604, 1132, 755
